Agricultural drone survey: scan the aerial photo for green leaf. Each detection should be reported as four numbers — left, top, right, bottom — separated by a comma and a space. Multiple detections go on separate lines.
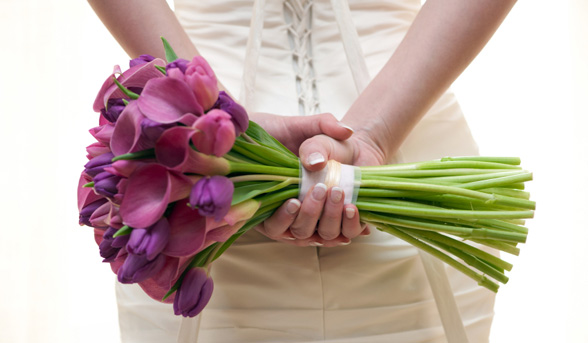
113, 77, 140, 100
245, 121, 297, 158
113, 225, 132, 238
155, 65, 167, 74
83, 182, 94, 188
231, 180, 295, 205
233, 139, 299, 168
111, 148, 155, 162
161, 37, 178, 63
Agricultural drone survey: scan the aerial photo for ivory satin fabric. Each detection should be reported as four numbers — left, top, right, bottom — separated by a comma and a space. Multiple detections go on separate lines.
115, 0, 497, 341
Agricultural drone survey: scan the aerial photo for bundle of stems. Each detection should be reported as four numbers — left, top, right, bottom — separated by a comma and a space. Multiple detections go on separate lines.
179, 123, 534, 293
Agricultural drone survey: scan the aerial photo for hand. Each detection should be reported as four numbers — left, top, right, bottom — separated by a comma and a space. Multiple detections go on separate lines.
249, 112, 354, 155
254, 116, 382, 247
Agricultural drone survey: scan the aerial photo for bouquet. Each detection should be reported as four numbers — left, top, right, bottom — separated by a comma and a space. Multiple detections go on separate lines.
78, 39, 534, 317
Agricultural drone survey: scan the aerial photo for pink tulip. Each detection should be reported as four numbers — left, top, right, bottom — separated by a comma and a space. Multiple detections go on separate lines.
191, 109, 235, 157
89, 122, 115, 145
86, 142, 111, 159
184, 56, 219, 111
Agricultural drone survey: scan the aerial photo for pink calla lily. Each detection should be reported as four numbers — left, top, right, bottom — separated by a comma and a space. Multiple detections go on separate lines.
206, 199, 260, 228
105, 160, 150, 178
77, 172, 102, 212
163, 199, 208, 257
138, 254, 194, 304
137, 77, 204, 124
119, 164, 194, 229
155, 126, 231, 175
93, 59, 166, 112
206, 220, 246, 242
110, 101, 155, 156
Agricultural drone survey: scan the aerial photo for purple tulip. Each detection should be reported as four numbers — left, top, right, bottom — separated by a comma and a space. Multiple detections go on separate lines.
166, 58, 189, 74
173, 267, 214, 317
100, 98, 126, 123
126, 218, 170, 261
213, 91, 249, 135
99, 227, 130, 262
130, 54, 155, 68
184, 56, 219, 111
79, 198, 108, 226
189, 176, 234, 221
93, 171, 122, 198
140, 117, 175, 143
191, 109, 235, 157
117, 252, 166, 284
84, 152, 114, 177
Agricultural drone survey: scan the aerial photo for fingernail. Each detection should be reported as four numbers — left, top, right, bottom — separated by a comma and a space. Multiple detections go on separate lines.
309, 242, 324, 247
282, 236, 296, 241
307, 152, 325, 166
286, 199, 301, 214
331, 187, 343, 203
338, 241, 351, 246
345, 207, 355, 219
312, 183, 327, 200
337, 122, 354, 133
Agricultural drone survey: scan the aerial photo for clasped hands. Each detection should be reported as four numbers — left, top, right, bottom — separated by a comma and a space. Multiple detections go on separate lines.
252, 112, 386, 247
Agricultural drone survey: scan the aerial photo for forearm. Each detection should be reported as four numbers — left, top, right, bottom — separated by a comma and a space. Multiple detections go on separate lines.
343, 0, 516, 160
87, 0, 197, 60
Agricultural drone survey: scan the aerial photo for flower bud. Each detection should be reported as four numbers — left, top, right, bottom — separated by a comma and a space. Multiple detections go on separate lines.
126, 218, 170, 261
84, 152, 114, 177
117, 252, 166, 284
213, 91, 249, 135
79, 198, 108, 226
130, 54, 155, 68
191, 109, 235, 157
173, 267, 214, 317
100, 98, 126, 123
93, 171, 122, 198
189, 176, 234, 221
184, 56, 219, 111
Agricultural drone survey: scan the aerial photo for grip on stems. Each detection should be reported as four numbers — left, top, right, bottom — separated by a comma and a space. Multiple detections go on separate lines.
299, 160, 361, 204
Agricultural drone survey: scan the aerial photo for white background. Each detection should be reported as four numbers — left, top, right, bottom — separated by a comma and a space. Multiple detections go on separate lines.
0, 0, 586, 342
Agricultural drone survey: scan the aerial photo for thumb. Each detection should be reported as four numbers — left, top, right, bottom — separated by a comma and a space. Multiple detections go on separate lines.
299, 135, 354, 172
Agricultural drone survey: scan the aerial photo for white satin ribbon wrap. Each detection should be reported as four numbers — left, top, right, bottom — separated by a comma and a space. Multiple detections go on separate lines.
299, 160, 361, 204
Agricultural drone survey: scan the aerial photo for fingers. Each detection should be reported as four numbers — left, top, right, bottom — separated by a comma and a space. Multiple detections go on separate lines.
299, 135, 355, 171
317, 187, 344, 240
290, 183, 328, 239
313, 113, 354, 141
257, 199, 301, 239
341, 204, 364, 239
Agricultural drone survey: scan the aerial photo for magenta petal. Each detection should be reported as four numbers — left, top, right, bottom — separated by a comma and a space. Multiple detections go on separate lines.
164, 200, 207, 257
100, 59, 166, 111
110, 101, 152, 156
89, 123, 115, 144
107, 160, 149, 178
86, 142, 111, 159
206, 221, 245, 242
155, 127, 230, 175
77, 172, 102, 212
119, 164, 172, 228
138, 254, 192, 304
137, 77, 204, 124
93, 65, 122, 112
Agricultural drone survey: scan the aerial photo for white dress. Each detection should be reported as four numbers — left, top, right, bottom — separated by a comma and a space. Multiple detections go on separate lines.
115, 0, 496, 342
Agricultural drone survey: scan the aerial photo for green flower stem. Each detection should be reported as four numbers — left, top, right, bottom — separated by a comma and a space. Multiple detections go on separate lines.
459, 172, 533, 190
414, 193, 536, 210
111, 149, 156, 162
440, 156, 521, 165
355, 201, 534, 220
413, 232, 509, 283
256, 187, 299, 209
375, 223, 499, 292
360, 160, 520, 173
230, 143, 282, 166
241, 132, 260, 145
360, 212, 526, 244
228, 161, 299, 177
417, 170, 524, 184
359, 179, 500, 202
410, 229, 513, 271
469, 238, 520, 256
229, 175, 300, 184
480, 188, 531, 200
360, 168, 519, 178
